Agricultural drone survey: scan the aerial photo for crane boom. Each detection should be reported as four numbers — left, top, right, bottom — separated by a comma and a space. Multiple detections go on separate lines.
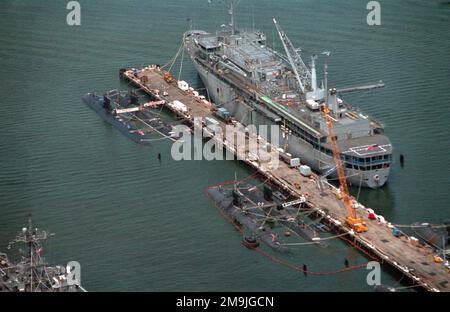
273, 18, 311, 93
322, 105, 368, 233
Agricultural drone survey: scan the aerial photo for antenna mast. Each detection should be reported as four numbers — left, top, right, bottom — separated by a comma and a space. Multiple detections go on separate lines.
29, 218, 33, 292
230, 1, 235, 35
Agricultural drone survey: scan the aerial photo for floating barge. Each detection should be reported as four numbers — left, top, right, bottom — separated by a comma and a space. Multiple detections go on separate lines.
121, 65, 450, 292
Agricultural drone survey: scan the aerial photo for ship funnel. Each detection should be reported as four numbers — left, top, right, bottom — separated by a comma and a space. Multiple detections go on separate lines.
328, 88, 339, 118
311, 55, 317, 91
306, 54, 326, 101
229, 1, 236, 35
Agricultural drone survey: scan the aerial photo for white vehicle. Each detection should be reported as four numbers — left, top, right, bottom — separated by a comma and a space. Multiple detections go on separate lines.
299, 165, 312, 177
290, 157, 300, 168
177, 80, 189, 92
171, 100, 188, 113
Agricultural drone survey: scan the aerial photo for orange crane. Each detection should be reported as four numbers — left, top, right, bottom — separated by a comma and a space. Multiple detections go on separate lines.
322, 105, 368, 233
163, 71, 174, 84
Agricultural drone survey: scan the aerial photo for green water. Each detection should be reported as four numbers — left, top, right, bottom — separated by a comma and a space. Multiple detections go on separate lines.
0, 0, 449, 291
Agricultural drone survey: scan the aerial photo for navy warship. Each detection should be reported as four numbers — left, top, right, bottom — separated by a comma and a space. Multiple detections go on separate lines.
0, 219, 86, 292
185, 2, 393, 188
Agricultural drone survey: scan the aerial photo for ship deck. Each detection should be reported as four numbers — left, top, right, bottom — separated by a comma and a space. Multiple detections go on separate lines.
122, 66, 449, 292
190, 54, 392, 157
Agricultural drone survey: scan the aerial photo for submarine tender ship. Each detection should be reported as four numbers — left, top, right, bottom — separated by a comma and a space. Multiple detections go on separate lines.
184, 3, 392, 188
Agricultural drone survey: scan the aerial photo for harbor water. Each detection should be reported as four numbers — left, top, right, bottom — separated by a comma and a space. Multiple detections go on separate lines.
0, 0, 449, 291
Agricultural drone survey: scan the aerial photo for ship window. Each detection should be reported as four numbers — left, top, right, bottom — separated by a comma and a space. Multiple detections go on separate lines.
354, 165, 360, 170
372, 156, 382, 161
383, 155, 389, 160
312, 141, 318, 149
374, 128, 384, 135
217, 88, 220, 94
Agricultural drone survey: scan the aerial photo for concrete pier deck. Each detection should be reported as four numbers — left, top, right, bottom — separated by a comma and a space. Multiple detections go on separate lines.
122, 65, 449, 292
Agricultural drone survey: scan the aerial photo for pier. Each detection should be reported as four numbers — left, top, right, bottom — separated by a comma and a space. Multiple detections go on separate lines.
122, 65, 449, 292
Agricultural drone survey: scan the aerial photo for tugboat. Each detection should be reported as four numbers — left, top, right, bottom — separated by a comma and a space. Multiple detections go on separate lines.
0, 218, 86, 292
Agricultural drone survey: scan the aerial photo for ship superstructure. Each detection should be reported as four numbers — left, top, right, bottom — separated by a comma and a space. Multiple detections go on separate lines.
0, 219, 85, 292
184, 2, 392, 188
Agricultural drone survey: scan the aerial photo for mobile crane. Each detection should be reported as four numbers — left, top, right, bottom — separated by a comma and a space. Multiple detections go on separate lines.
322, 104, 368, 233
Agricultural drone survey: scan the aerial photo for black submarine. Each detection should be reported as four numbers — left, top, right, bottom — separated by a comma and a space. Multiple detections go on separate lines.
82, 89, 177, 144
411, 221, 450, 250
205, 181, 327, 252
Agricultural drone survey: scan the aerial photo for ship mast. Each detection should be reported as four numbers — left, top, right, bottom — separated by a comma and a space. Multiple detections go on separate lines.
230, 1, 235, 35
2, 218, 86, 292
29, 218, 33, 292
322, 51, 330, 99
8, 216, 52, 291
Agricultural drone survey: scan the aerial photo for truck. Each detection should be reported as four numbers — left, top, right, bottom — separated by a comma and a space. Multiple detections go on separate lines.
171, 100, 188, 113
213, 107, 232, 123
289, 157, 300, 168
299, 165, 312, 177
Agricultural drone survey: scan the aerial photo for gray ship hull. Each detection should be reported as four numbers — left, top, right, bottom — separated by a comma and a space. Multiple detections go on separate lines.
193, 60, 389, 188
